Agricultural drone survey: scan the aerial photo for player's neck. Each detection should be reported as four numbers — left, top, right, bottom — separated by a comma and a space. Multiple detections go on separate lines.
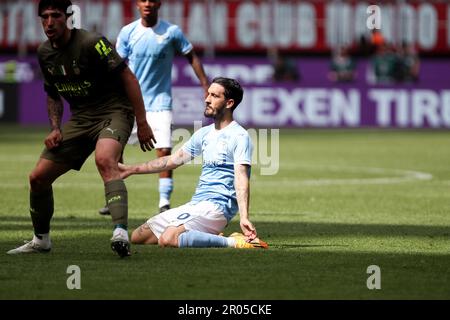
141, 16, 158, 28
214, 117, 233, 130
51, 28, 72, 49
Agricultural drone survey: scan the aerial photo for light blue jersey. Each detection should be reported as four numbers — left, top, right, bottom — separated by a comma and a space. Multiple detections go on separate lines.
116, 19, 193, 112
182, 121, 253, 221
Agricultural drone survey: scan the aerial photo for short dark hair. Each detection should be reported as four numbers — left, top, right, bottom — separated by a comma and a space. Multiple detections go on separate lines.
38, 0, 73, 17
212, 77, 244, 110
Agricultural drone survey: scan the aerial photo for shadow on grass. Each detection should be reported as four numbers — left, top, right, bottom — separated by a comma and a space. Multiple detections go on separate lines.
1, 216, 449, 238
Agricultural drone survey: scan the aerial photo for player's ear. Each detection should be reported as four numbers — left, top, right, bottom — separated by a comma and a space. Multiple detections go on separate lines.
226, 99, 235, 110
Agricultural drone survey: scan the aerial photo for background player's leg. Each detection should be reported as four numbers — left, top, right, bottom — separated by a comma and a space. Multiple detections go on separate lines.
157, 148, 173, 212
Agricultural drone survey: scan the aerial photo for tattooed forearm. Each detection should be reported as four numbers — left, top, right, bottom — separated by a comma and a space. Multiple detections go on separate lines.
47, 95, 63, 130
149, 156, 170, 170
131, 150, 192, 175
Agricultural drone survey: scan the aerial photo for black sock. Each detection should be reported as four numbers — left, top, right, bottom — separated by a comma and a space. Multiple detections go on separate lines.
30, 188, 54, 234
105, 179, 128, 226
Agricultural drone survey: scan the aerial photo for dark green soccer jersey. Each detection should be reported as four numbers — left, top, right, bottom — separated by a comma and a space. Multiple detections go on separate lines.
37, 29, 132, 116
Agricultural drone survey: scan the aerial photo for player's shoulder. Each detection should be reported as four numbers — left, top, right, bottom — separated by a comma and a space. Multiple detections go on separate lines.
119, 19, 141, 36
189, 123, 214, 142
195, 123, 214, 137
230, 122, 252, 146
70, 29, 103, 48
231, 122, 250, 136
158, 19, 183, 35
37, 40, 53, 58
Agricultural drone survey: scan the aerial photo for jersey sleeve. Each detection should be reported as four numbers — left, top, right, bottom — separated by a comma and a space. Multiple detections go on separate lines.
233, 133, 253, 165
182, 128, 204, 158
172, 25, 193, 55
87, 34, 126, 73
115, 27, 129, 59
37, 55, 59, 99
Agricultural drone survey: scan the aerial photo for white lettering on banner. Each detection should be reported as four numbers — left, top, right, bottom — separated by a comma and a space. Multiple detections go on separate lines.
160, 2, 183, 28
380, 5, 395, 44
211, 4, 228, 46
0, 90, 4, 118
237, 2, 319, 48
0, 11, 3, 43
399, 4, 416, 44
369, 89, 397, 127
260, 4, 272, 46
418, 4, 438, 49
355, 3, 370, 38
274, 3, 293, 47
442, 91, 450, 126
187, 3, 208, 45
0, 1, 448, 52
237, 3, 258, 47
448, 4, 450, 48
397, 91, 409, 127
412, 90, 440, 127
369, 89, 450, 128
105, 3, 123, 40
250, 88, 360, 127
297, 3, 316, 47
7, 3, 42, 46
330, 90, 360, 127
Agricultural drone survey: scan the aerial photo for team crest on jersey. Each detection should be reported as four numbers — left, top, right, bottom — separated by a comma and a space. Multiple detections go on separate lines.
72, 60, 81, 75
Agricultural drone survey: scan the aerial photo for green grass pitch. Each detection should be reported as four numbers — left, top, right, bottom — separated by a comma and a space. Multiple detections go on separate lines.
0, 125, 449, 299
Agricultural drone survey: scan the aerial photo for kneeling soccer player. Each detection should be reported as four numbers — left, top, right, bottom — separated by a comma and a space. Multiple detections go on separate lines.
120, 77, 268, 249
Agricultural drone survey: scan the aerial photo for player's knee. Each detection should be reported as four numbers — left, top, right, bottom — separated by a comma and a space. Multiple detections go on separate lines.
95, 155, 115, 174
29, 170, 49, 191
130, 229, 143, 244
158, 232, 178, 248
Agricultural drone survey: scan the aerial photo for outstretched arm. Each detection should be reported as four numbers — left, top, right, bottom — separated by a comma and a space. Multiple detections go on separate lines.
234, 164, 257, 241
44, 95, 64, 150
119, 148, 193, 179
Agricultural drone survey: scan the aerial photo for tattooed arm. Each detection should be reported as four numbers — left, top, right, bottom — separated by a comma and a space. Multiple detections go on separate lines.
44, 95, 64, 150
234, 164, 257, 241
119, 148, 193, 179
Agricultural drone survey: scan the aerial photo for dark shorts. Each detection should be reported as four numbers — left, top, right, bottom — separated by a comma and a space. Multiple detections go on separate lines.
41, 110, 134, 171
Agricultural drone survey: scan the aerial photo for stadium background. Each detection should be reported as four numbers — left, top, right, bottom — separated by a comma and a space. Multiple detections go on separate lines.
1, 0, 450, 302
1, 0, 449, 128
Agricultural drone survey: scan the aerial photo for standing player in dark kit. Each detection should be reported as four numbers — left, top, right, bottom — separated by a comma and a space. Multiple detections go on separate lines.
7, 0, 156, 257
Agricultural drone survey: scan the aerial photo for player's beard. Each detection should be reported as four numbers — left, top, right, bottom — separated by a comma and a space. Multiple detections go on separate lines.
204, 104, 226, 119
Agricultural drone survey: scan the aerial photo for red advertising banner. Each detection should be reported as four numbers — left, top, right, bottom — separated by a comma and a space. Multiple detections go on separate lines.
0, 0, 449, 54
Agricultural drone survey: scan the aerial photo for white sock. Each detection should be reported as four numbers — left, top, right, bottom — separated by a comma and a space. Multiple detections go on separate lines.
226, 237, 236, 248
159, 198, 170, 208
113, 227, 129, 241
33, 233, 51, 248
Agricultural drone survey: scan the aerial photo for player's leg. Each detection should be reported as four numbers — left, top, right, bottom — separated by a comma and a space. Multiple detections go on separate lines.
156, 201, 231, 248
148, 110, 174, 212
95, 137, 131, 257
130, 223, 159, 244
160, 202, 269, 249
7, 158, 71, 254
157, 148, 173, 212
